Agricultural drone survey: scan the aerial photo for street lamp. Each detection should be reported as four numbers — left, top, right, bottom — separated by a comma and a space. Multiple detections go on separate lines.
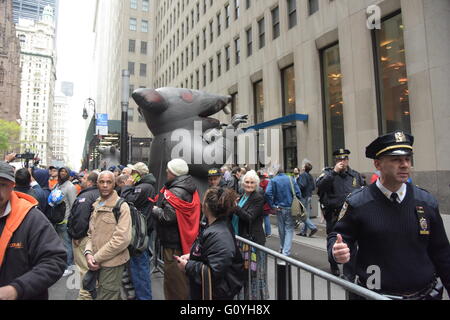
121, 70, 130, 165
82, 98, 96, 120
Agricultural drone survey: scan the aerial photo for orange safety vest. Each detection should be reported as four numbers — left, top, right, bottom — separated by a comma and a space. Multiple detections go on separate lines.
0, 192, 38, 267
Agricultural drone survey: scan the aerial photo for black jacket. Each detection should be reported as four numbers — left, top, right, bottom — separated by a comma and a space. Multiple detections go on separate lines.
226, 175, 242, 195
67, 186, 100, 240
121, 174, 156, 215
0, 207, 67, 300
186, 217, 244, 300
316, 167, 364, 212
234, 191, 266, 246
153, 175, 198, 249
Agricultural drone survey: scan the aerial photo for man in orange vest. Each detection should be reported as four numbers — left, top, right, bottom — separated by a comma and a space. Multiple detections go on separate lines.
0, 161, 67, 300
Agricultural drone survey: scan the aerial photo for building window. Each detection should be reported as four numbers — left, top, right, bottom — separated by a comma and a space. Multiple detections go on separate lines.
373, 12, 411, 134
258, 17, 265, 49
246, 27, 252, 57
129, 18, 137, 31
141, 20, 148, 32
225, 45, 231, 71
321, 43, 345, 166
217, 52, 222, 77
235, 37, 240, 65
203, 28, 207, 49
209, 58, 214, 82
129, 39, 136, 52
141, 41, 147, 54
225, 4, 230, 28
246, 0, 251, 9
142, 0, 149, 12
209, 21, 214, 43
196, 69, 200, 89
140, 63, 147, 77
202, 64, 207, 87
281, 64, 297, 172
128, 61, 135, 75
128, 108, 134, 121
130, 0, 138, 9
272, 6, 280, 40
217, 12, 222, 36
234, 0, 240, 20
129, 84, 135, 97
287, 0, 297, 29
196, 35, 200, 56
253, 80, 264, 124
308, 0, 319, 16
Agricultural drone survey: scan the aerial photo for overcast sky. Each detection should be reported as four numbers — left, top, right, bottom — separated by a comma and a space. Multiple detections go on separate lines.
55, 0, 96, 170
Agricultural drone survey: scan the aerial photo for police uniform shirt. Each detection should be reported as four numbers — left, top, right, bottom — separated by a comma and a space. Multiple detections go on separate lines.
375, 179, 406, 204
327, 182, 450, 294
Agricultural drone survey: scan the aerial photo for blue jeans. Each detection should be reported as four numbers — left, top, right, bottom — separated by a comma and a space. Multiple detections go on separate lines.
129, 250, 152, 300
55, 222, 73, 266
263, 214, 272, 236
301, 197, 317, 234
276, 208, 294, 256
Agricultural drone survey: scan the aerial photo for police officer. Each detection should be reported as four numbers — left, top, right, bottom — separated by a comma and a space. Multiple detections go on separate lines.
207, 168, 227, 188
316, 148, 364, 278
328, 131, 450, 300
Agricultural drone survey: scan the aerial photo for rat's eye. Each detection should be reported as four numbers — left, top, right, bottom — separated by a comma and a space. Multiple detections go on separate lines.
180, 91, 194, 103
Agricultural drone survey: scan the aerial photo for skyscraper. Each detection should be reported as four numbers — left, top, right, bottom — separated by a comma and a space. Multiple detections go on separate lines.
12, 0, 58, 24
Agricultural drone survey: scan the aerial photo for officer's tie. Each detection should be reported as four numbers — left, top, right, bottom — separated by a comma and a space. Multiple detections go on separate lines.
390, 193, 399, 203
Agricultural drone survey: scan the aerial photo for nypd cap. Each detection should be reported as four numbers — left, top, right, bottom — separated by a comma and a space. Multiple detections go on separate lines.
365, 131, 414, 159
333, 148, 351, 160
208, 168, 222, 177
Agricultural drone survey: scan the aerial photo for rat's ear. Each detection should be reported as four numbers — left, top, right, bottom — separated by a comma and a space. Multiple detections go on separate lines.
132, 88, 168, 114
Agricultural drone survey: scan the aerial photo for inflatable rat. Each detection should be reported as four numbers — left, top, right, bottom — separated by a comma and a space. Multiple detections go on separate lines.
132, 87, 247, 194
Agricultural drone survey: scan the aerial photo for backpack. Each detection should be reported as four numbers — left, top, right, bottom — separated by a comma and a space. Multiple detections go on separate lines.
112, 198, 149, 257
46, 187, 67, 224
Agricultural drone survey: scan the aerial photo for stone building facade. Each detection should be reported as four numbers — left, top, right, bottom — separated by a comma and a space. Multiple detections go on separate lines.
0, 0, 21, 123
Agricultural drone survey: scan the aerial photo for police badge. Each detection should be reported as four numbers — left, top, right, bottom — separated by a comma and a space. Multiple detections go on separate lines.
416, 206, 430, 235
338, 202, 349, 221
395, 132, 407, 143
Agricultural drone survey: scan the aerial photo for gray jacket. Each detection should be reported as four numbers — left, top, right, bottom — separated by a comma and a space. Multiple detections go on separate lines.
57, 180, 77, 221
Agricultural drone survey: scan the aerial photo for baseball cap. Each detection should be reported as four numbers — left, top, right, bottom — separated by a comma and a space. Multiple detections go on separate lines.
0, 162, 15, 183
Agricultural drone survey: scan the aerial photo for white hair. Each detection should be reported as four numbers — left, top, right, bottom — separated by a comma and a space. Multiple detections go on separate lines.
242, 170, 260, 187
98, 170, 115, 181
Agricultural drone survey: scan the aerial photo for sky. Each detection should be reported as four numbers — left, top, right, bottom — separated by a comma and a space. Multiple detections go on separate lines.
55, 0, 96, 170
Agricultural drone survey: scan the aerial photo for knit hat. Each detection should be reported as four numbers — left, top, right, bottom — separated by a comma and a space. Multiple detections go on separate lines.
167, 159, 189, 177
129, 162, 149, 176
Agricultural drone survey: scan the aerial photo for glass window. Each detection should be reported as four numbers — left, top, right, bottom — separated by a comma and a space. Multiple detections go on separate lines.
234, 0, 240, 20
142, 20, 149, 32
246, 27, 252, 57
129, 39, 136, 53
217, 52, 222, 77
282, 65, 296, 115
283, 126, 298, 172
217, 12, 221, 36
130, 0, 138, 9
225, 45, 231, 71
253, 80, 264, 124
129, 18, 137, 31
128, 108, 134, 121
235, 37, 240, 65
202, 64, 207, 87
321, 43, 345, 166
287, 0, 297, 29
209, 21, 214, 43
373, 12, 411, 134
140, 63, 147, 77
209, 59, 214, 82
272, 6, 280, 39
128, 61, 135, 75
258, 18, 265, 49
225, 4, 230, 28
142, 0, 149, 12
309, 0, 319, 15
141, 41, 147, 54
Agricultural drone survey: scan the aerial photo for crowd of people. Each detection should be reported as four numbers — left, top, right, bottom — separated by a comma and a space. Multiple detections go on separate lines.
0, 130, 449, 300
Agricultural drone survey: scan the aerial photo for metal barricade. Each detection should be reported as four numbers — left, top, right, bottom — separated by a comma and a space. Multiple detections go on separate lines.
235, 235, 390, 300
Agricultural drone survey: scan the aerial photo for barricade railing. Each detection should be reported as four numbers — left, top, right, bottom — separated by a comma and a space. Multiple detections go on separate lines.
150, 235, 388, 300
235, 235, 390, 300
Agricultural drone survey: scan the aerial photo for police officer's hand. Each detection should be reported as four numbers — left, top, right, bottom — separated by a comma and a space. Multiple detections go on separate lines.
332, 234, 350, 264
0, 285, 18, 300
334, 162, 346, 173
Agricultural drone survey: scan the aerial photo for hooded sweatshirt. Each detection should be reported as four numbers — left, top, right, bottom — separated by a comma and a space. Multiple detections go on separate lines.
31, 168, 51, 213
56, 167, 78, 221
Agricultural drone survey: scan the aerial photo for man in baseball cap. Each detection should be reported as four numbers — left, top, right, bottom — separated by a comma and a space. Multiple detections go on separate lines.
207, 168, 226, 188
0, 161, 66, 299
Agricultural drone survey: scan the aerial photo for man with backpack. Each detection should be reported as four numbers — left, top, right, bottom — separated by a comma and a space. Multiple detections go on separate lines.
54, 167, 78, 276
67, 171, 99, 300
120, 162, 156, 300
84, 171, 132, 300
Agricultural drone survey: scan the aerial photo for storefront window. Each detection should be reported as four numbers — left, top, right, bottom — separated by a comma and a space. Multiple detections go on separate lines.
374, 12, 411, 134
281, 65, 297, 172
253, 80, 264, 124
321, 43, 345, 166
